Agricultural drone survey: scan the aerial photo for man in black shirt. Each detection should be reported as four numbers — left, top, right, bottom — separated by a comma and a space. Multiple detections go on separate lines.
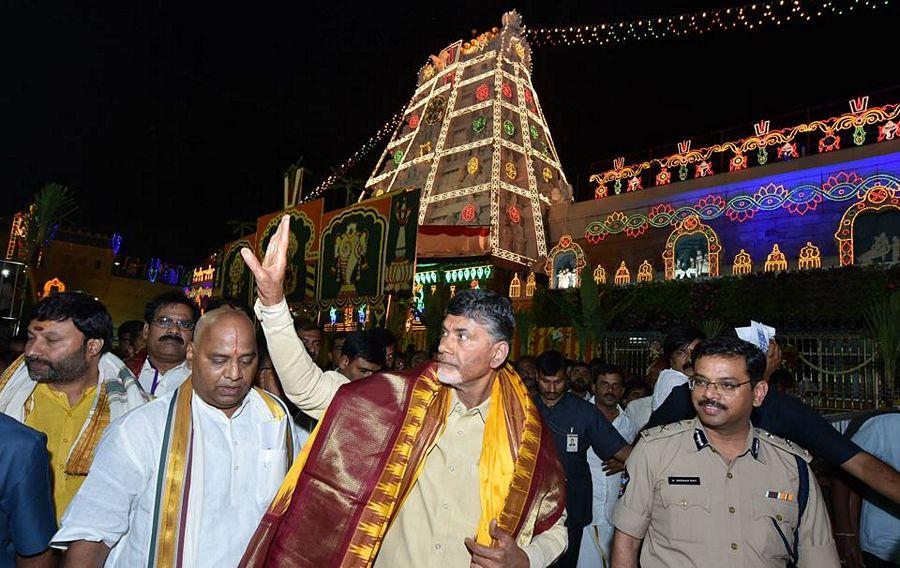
534, 350, 631, 568
646, 341, 900, 506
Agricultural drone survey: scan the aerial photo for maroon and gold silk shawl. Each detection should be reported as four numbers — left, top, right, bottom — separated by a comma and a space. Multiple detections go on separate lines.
240, 363, 565, 567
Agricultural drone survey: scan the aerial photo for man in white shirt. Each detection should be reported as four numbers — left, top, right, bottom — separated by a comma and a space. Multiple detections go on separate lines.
650, 326, 705, 411
579, 363, 637, 567
125, 291, 198, 396
53, 305, 300, 567
851, 412, 900, 566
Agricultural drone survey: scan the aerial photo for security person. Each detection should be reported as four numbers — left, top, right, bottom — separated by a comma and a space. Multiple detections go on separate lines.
611, 338, 839, 568
534, 350, 632, 568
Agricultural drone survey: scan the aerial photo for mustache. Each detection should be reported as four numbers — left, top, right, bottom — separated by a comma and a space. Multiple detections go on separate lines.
697, 398, 728, 410
25, 356, 51, 367
158, 335, 184, 345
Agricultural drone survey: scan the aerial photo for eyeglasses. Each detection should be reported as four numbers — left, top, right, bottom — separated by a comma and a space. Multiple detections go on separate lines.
152, 316, 195, 331
689, 378, 752, 396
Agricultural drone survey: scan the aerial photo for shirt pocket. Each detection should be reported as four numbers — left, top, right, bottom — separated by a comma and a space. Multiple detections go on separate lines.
658, 486, 712, 544
752, 495, 799, 561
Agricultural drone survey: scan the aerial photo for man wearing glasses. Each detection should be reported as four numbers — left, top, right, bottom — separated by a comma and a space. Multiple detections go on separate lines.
611, 337, 839, 568
126, 291, 199, 396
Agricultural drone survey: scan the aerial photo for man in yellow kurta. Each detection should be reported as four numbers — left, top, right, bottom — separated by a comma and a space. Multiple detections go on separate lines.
0, 292, 148, 519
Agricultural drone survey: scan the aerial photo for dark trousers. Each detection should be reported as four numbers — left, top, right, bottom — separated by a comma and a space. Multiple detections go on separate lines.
864, 552, 900, 568
551, 524, 584, 568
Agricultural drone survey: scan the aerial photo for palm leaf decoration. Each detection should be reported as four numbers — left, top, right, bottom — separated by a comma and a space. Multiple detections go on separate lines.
865, 291, 900, 406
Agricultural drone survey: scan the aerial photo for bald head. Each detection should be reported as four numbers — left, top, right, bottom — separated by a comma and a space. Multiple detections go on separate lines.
187, 306, 258, 417
192, 306, 254, 345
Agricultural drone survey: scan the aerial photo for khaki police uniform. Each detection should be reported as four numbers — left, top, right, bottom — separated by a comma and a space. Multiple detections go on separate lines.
613, 417, 840, 568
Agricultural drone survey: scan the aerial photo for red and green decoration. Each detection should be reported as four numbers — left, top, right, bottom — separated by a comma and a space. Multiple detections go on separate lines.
590, 98, 900, 199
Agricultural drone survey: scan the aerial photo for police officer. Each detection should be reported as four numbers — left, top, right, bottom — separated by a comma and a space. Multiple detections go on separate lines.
611, 338, 839, 568
534, 350, 631, 568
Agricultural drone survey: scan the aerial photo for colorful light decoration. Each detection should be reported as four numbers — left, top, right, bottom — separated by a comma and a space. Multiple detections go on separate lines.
461, 203, 477, 222
542, 167, 553, 182
695, 160, 714, 177
637, 260, 654, 283
423, 95, 447, 126
529, 124, 539, 140
501, 82, 513, 99
524, 1, 891, 48
627, 176, 642, 192
408, 114, 420, 128
614, 261, 631, 285
110, 233, 123, 256
732, 249, 753, 275
41, 277, 66, 298
476, 84, 490, 101
764, 244, 788, 272
797, 242, 822, 270
393, 150, 404, 165
834, 183, 900, 266
505, 162, 517, 180
509, 273, 522, 298
520, 273, 533, 297
662, 215, 722, 280
593, 265, 606, 284
147, 258, 161, 283
503, 120, 516, 136
591, 99, 900, 199
545, 235, 586, 290
473, 116, 487, 133
467, 156, 480, 175
729, 153, 748, 172
584, 171, 898, 243
507, 204, 521, 224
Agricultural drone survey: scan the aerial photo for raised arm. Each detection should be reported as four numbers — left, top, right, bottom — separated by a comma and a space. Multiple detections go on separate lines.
242, 215, 347, 418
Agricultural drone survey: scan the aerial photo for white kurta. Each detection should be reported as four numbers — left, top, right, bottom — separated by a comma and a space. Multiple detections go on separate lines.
578, 402, 637, 568
651, 368, 690, 411
52, 388, 301, 567
136, 357, 191, 397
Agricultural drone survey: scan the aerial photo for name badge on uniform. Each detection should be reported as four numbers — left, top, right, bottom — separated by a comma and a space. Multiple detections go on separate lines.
668, 476, 701, 485
566, 429, 578, 453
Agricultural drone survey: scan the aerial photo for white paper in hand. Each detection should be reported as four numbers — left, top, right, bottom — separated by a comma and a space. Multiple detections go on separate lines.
735, 321, 776, 353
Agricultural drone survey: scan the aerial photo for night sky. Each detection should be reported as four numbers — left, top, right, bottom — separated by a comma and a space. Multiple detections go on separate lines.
4, 1, 897, 264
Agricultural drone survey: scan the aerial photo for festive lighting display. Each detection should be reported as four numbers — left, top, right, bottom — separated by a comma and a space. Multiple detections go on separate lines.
614, 261, 631, 285
525, 272, 536, 297
637, 260, 654, 282
593, 265, 607, 284
662, 215, 722, 279
467, 156, 480, 174
733, 249, 753, 275
764, 244, 788, 272
797, 242, 822, 270
834, 183, 900, 265
303, 105, 410, 202
545, 235, 586, 289
591, 98, 900, 199
110, 233, 123, 256
584, 171, 899, 243
461, 203, 477, 222
525, 1, 891, 48
509, 273, 522, 298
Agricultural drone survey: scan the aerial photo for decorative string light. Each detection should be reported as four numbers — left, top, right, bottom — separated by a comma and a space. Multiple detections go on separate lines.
302, 104, 410, 202
524, 0, 890, 47
304, 0, 889, 204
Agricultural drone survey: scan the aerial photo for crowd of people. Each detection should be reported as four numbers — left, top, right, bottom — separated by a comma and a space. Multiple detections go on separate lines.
0, 215, 898, 567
